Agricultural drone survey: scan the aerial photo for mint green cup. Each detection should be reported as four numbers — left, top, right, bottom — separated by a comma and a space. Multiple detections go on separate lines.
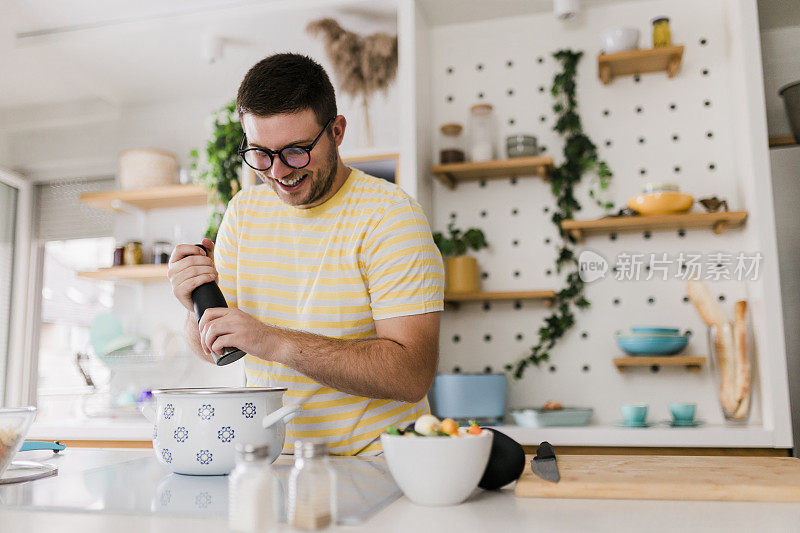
669, 403, 696, 422
621, 404, 648, 425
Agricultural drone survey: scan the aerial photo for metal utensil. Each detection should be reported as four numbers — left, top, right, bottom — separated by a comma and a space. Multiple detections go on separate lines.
531, 441, 560, 483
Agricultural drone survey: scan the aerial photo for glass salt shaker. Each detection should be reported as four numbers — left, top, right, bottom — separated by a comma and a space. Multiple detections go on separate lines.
229, 443, 279, 533
468, 103, 497, 162
287, 441, 337, 531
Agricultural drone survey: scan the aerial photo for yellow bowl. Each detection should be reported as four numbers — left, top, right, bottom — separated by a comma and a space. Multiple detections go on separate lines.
628, 192, 694, 215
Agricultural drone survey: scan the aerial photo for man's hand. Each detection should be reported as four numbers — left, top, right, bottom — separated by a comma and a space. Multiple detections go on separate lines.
198, 307, 276, 360
168, 238, 218, 312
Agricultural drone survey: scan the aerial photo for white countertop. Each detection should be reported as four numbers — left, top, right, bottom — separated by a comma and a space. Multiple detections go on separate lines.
2, 449, 800, 532
29, 417, 783, 448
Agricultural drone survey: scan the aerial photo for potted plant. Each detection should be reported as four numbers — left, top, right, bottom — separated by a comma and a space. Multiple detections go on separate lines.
433, 223, 488, 293
189, 99, 244, 240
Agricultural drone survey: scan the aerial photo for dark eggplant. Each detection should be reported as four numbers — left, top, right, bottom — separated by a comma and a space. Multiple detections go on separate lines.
478, 427, 526, 490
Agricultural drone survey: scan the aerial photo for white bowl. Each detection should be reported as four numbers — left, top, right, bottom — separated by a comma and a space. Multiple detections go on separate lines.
380, 431, 492, 506
142, 387, 301, 475
600, 27, 640, 54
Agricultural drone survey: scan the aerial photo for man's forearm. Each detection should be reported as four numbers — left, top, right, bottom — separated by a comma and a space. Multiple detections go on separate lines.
270, 329, 434, 404
184, 311, 210, 362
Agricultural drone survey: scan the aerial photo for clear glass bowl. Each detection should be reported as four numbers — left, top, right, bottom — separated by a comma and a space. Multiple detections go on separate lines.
0, 407, 37, 478
707, 325, 751, 423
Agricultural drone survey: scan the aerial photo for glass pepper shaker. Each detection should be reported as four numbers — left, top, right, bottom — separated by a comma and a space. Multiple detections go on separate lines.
468, 104, 497, 162
287, 441, 337, 531
439, 123, 465, 164
229, 443, 279, 533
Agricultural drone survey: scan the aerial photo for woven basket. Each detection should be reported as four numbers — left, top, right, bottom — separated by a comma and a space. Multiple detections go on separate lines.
119, 149, 179, 190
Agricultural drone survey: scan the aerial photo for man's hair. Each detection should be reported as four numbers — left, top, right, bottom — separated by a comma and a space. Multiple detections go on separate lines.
236, 53, 337, 126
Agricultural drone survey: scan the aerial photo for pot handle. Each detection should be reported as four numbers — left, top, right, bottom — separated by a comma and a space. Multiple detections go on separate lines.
140, 401, 156, 423
262, 404, 302, 429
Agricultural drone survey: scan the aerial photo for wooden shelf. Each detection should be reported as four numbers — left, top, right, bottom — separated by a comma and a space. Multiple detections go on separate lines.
769, 135, 797, 148
77, 264, 169, 282
598, 45, 684, 85
444, 290, 556, 304
561, 211, 747, 242
614, 356, 706, 373
431, 156, 554, 189
80, 184, 207, 212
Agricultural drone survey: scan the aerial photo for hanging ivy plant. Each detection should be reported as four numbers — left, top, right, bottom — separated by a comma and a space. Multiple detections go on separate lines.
505, 49, 614, 379
189, 99, 244, 240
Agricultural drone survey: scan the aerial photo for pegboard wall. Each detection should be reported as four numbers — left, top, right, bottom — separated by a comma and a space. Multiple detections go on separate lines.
428, 0, 767, 427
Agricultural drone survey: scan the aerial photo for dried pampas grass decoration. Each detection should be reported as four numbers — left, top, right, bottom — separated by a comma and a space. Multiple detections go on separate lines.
307, 17, 398, 146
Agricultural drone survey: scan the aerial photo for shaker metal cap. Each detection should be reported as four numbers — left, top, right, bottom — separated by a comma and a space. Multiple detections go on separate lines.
236, 442, 271, 460
294, 440, 328, 458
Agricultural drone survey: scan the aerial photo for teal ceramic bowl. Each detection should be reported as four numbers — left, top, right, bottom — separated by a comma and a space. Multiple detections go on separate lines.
669, 403, 696, 422
621, 404, 648, 425
631, 327, 680, 335
616, 332, 688, 355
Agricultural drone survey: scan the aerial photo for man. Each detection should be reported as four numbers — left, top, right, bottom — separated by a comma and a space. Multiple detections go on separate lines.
168, 53, 444, 455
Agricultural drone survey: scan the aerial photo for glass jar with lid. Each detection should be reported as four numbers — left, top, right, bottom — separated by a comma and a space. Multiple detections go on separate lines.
439, 123, 465, 164
228, 443, 279, 533
468, 104, 497, 162
152, 241, 172, 265
652, 16, 671, 47
123, 241, 143, 265
287, 441, 337, 530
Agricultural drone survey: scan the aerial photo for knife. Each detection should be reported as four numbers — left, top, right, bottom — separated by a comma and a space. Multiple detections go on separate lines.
531, 441, 559, 483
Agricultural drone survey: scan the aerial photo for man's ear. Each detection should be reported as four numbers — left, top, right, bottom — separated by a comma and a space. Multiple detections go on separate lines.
332, 115, 347, 147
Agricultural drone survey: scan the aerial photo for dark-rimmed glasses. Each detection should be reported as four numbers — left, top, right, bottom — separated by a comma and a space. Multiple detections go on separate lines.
238, 117, 334, 172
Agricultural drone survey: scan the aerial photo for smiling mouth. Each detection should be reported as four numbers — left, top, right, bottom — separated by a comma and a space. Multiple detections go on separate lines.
274, 173, 309, 189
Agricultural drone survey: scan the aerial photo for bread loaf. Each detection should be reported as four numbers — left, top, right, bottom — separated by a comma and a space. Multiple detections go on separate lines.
714, 322, 739, 416
687, 280, 728, 326
732, 300, 751, 419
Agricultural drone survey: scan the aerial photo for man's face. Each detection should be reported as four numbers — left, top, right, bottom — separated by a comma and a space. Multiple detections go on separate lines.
241, 109, 341, 208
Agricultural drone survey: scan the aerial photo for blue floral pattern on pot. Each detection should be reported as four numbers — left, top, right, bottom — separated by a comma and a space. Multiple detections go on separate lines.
174, 426, 189, 443
163, 403, 175, 420
198, 404, 215, 420
217, 426, 235, 443
242, 402, 256, 419
196, 449, 213, 465
161, 448, 173, 464
196, 492, 212, 509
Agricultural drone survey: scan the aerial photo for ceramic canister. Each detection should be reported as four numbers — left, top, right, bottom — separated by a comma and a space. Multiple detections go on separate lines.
143, 387, 301, 475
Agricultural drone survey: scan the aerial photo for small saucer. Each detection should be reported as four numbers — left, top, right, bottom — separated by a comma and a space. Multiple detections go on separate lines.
663, 419, 705, 428
613, 421, 653, 428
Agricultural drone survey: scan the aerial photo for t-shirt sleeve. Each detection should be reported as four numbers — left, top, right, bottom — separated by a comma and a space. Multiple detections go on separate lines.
213, 194, 240, 309
363, 199, 445, 320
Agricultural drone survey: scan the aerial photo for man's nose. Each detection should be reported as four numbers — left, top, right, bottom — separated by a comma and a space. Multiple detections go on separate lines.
269, 157, 294, 181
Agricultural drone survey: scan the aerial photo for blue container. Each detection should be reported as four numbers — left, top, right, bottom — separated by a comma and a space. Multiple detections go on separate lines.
431, 374, 507, 420
616, 333, 688, 355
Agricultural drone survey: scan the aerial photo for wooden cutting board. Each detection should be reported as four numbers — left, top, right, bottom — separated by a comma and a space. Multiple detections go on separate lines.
515, 455, 800, 502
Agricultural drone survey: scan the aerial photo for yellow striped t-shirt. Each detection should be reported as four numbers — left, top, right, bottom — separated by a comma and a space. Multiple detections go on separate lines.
213, 168, 445, 455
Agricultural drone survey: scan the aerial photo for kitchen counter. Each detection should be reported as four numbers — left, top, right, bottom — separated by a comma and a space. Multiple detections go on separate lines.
29, 417, 783, 449
2, 449, 800, 532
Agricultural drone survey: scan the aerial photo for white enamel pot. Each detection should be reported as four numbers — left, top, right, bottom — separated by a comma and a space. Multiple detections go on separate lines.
142, 387, 301, 475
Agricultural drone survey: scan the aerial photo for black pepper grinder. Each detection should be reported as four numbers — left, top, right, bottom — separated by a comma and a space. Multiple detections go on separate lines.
191, 243, 246, 366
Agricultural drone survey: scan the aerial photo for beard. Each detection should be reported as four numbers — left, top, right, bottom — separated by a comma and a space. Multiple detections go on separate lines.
261, 145, 339, 208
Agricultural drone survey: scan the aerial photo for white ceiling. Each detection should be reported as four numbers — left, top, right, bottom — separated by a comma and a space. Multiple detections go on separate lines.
1, 0, 397, 111
1, 0, 797, 114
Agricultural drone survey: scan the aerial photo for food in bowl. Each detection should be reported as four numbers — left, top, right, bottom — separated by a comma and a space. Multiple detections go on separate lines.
0, 407, 37, 479
541, 401, 563, 411
386, 414, 483, 437
381, 414, 492, 506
